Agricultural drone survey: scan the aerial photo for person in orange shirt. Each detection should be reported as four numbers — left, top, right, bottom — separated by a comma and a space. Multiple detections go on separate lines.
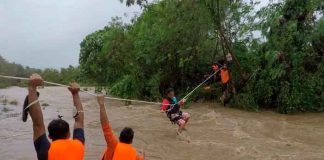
220, 63, 232, 105
97, 95, 144, 160
23, 74, 85, 160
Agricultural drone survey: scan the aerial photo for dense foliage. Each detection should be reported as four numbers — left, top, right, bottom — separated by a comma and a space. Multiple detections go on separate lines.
79, 0, 323, 113
0, 55, 80, 88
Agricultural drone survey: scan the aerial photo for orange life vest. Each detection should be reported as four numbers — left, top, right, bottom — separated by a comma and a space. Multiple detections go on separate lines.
220, 69, 230, 84
112, 142, 137, 160
48, 139, 84, 160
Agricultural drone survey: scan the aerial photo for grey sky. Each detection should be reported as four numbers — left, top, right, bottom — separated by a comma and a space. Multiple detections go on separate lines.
0, 0, 141, 69
0, 0, 270, 69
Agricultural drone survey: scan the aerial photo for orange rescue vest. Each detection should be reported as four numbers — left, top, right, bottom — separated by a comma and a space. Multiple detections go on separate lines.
112, 142, 137, 160
48, 139, 84, 160
220, 69, 230, 84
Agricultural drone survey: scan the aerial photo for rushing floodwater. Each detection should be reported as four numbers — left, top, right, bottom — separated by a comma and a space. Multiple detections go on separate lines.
0, 87, 324, 160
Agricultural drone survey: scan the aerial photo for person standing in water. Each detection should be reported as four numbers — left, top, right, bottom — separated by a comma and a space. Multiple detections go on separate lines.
161, 88, 190, 134
97, 95, 145, 160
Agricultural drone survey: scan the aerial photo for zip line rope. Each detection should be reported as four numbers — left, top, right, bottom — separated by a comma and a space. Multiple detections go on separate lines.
165, 69, 221, 112
0, 68, 220, 107
0, 70, 221, 141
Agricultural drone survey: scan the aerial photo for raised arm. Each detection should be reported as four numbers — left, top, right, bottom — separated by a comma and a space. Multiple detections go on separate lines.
28, 74, 45, 140
97, 95, 109, 125
68, 82, 84, 130
97, 95, 118, 147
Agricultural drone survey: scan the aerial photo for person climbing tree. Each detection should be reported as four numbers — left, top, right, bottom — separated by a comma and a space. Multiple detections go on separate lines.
97, 95, 145, 160
23, 73, 85, 160
160, 88, 190, 134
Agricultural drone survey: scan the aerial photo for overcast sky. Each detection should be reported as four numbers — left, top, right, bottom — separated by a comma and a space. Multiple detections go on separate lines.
0, 0, 141, 69
0, 0, 269, 69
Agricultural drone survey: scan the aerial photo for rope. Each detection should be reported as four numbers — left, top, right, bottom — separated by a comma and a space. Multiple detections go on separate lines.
24, 99, 39, 111
0, 75, 163, 105
165, 68, 222, 111
0, 69, 220, 106
182, 68, 220, 100
0, 72, 220, 139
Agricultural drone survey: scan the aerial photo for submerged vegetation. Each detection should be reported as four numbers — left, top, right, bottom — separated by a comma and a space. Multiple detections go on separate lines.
79, 0, 323, 113
9, 100, 18, 106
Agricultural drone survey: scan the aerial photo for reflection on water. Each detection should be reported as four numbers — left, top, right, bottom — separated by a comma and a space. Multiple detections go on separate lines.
0, 87, 324, 160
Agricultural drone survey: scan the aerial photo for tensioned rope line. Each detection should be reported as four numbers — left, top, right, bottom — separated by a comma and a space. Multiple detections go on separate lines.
0, 68, 221, 107
0, 75, 163, 105
165, 68, 221, 111
182, 69, 220, 100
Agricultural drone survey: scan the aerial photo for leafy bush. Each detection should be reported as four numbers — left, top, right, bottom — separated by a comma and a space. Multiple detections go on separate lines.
79, 0, 323, 113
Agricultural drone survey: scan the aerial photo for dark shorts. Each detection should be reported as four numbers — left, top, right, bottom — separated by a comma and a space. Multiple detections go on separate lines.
222, 82, 229, 92
34, 128, 85, 160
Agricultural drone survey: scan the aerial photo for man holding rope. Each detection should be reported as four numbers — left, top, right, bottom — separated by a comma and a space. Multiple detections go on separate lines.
97, 95, 145, 160
23, 74, 85, 160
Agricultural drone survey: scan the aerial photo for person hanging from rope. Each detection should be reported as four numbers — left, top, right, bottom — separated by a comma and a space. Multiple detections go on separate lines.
160, 88, 190, 134
22, 73, 85, 160
97, 95, 145, 160
219, 62, 235, 105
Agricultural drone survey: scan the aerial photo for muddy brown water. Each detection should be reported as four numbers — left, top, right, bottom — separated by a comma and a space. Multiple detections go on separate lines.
0, 87, 324, 160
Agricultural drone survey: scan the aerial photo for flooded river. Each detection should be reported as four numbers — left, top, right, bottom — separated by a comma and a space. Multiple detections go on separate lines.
0, 87, 324, 160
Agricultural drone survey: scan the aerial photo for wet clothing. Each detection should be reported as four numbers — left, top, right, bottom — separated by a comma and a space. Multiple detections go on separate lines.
34, 128, 85, 160
34, 134, 50, 160
160, 99, 170, 111
220, 69, 230, 84
222, 82, 230, 92
112, 143, 137, 160
161, 97, 183, 123
101, 123, 144, 160
48, 139, 84, 160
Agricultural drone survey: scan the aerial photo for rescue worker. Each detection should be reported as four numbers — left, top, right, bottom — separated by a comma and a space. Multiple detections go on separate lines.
160, 88, 190, 134
97, 95, 145, 160
23, 74, 85, 160
211, 61, 221, 82
219, 63, 234, 105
